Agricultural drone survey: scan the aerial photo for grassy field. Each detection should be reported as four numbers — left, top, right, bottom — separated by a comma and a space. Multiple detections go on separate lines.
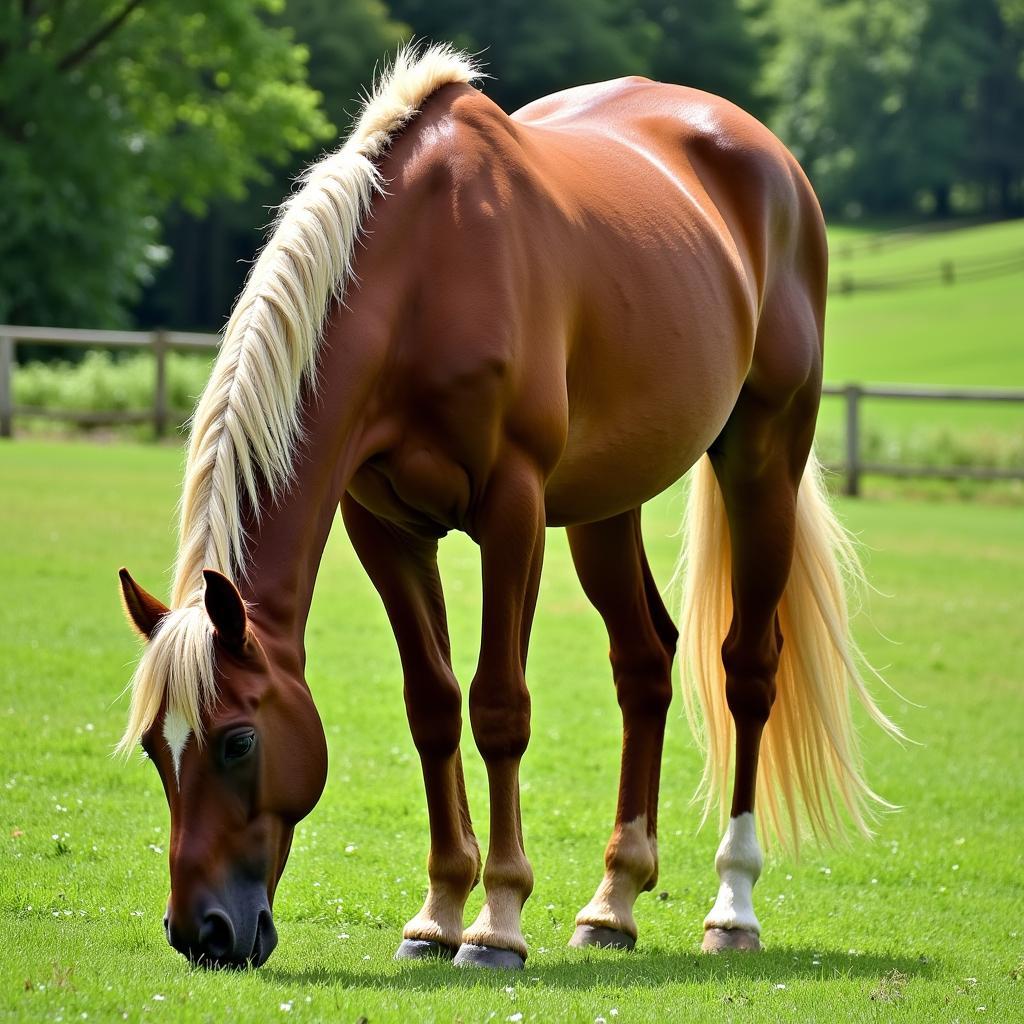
816, 218, 1024, 474
2, 440, 1023, 1022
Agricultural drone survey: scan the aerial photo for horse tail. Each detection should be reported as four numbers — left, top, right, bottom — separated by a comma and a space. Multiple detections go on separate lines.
676, 451, 903, 850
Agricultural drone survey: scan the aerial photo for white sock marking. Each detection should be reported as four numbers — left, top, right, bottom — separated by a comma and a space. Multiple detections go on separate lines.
704, 812, 763, 934
162, 710, 192, 785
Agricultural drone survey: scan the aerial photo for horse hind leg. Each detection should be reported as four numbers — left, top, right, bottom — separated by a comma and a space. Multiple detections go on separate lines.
683, 285, 821, 953
566, 509, 676, 951
681, 276, 896, 952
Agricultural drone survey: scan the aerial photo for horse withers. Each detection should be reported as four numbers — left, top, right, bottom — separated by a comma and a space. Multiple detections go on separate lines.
117, 45, 899, 970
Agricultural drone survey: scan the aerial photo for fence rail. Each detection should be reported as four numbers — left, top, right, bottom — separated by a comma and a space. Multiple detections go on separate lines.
820, 383, 1024, 495
1, 326, 1022, 496
0, 325, 219, 439
829, 249, 1024, 294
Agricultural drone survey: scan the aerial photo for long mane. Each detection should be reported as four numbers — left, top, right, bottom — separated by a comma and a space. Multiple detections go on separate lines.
118, 44, 482, 754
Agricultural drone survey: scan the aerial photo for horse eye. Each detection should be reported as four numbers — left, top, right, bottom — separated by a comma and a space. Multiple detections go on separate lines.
223, 729, 256, 762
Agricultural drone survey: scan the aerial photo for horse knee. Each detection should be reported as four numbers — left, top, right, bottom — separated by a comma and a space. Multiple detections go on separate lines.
405, 668, 463, 758
468, 675, 531, 761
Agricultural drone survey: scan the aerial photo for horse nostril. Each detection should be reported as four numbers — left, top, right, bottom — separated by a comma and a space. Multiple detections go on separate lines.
163, 912, 171, 944
199, 908, 236, 961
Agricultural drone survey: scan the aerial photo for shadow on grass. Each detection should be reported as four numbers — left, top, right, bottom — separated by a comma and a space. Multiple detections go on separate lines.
260, 945, 935, 992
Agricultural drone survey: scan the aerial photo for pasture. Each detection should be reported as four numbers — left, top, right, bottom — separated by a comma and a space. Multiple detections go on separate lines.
2, 440, 1022, 1021
816, 218, 1024, 475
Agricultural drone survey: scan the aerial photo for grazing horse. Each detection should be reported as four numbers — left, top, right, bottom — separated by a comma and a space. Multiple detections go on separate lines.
117, 44, 899, 970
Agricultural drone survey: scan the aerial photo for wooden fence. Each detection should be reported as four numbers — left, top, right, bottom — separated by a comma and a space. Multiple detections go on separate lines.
1, 325, 1022, 496
828, 249, 1024, 295
0, 325, 218, 439
821, 383, 1024, 496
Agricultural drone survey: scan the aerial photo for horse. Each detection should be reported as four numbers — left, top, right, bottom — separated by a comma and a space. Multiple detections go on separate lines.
116, 44, 900, 971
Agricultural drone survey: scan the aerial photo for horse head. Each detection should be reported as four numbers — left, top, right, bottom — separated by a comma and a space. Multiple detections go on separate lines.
119, 568, 327, 968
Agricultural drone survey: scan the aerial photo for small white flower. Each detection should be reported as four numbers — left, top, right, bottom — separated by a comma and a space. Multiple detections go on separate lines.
280, 1002, 293, 1012
152, 994, 165, 1001
775, 983, 786, 990
508, 1015, 523, 1022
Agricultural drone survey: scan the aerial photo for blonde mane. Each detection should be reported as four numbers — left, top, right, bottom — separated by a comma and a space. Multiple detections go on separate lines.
118, 44, 482, 755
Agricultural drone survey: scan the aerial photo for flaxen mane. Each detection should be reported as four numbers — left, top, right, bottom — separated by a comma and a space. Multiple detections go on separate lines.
118, 45, 482, 754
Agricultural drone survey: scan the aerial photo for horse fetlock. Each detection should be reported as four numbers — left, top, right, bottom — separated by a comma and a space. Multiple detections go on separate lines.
604, 816, 658, 887
482, 853, 534, 904
461, 897, 529, 960
704, 813, 763, 936
402, 902, 464, 950
428, 843, 481, 898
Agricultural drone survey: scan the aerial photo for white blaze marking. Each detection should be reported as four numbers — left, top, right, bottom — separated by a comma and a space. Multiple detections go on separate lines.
704, 812, 763, 934
162, 710, 192, 785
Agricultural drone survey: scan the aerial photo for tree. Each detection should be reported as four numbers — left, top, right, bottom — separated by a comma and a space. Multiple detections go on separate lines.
762, 0, 1024, 217
387, 0, 659, 114
639, 0, 770, 117
0, 0, 331, 327
135, 0, 409, 330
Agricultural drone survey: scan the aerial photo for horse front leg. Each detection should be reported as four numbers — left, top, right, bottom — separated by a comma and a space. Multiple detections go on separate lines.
565, 510, 676, 951
341, 495, 480, 959
453, 455, 545, 970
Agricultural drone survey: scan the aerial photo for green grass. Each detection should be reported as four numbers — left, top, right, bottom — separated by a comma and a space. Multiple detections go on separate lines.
817, 218, 1024, 472
2, 440, 1023, 1021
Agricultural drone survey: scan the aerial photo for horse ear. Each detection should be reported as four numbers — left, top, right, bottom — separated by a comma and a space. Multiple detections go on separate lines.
203, 569, 248, 646
119, 568, 169, 640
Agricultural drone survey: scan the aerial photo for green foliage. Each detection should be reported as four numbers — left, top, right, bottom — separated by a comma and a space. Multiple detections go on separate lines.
763, 0, 1024, 216
388, 0, 659, 114
0, 0, 331, 327
136, 0, 409, 330
3, 0, 1024, 332
13, 350, 211, 417
638, 0, 770, 117
2, 441, 1023, 1019
283, 0, 409, 131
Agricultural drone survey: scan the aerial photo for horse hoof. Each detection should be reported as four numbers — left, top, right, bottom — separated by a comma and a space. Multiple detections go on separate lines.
702, 927, 762, 952
394, 938, 458, 961
453, 943, 526, 970
568, 924, 636, 951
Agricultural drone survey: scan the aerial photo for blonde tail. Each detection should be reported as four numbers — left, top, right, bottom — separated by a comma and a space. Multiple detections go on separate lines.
676, 452, 902, 850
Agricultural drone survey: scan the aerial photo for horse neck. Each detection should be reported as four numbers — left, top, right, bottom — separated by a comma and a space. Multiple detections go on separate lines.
236, 306, 387, 669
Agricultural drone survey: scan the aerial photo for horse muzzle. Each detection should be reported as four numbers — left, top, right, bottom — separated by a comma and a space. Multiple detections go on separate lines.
165, 889, 278, 969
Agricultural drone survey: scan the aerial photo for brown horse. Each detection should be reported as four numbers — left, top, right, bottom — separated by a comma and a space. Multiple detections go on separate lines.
117, 45, 899, 970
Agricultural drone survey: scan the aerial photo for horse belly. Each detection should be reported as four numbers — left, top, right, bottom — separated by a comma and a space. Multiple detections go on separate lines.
543, 312, 749, 527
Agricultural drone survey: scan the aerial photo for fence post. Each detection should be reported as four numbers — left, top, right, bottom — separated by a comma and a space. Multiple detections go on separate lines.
844, 384, 862, 497
153, 329, 168, 439
0, 334, 13, 439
